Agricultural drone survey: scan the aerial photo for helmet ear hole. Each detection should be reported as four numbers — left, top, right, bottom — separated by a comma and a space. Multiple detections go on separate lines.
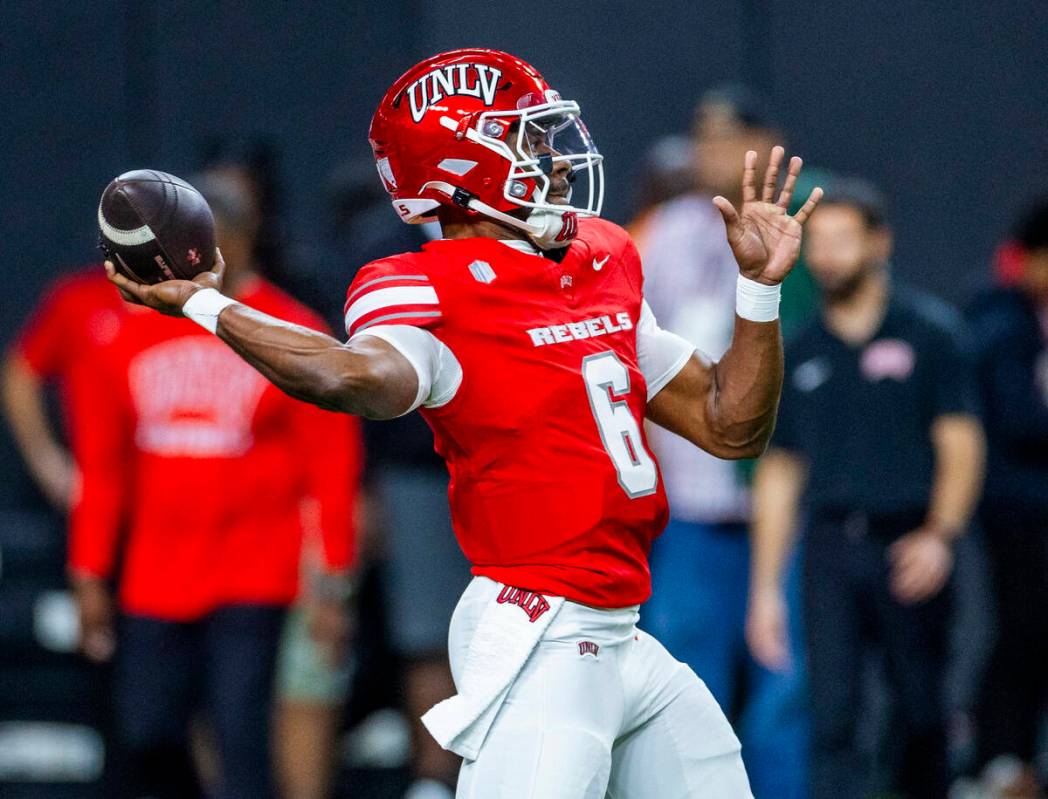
482, 120, 507, 138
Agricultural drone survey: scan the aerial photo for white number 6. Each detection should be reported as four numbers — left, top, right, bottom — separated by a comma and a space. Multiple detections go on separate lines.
582, 352, 658, 498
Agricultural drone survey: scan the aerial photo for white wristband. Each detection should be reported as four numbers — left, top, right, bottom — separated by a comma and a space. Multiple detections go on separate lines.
736, 275, 781, 322
182, 288, 238, 333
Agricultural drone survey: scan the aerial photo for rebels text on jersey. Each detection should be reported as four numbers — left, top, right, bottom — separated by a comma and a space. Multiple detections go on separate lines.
345, 219, 681, 607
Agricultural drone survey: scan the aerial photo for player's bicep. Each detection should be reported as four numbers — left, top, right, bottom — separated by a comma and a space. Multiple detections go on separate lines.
347, 325, 460, 419
645, 351, 717, 449
637, 298, 718, 449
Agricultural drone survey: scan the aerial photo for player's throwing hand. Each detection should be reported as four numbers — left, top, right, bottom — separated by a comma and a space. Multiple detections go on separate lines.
713, 146, 823, 286
104, 249, 226, 316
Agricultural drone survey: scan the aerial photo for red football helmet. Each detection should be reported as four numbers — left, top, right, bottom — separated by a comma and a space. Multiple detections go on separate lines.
369, 48, 604, 249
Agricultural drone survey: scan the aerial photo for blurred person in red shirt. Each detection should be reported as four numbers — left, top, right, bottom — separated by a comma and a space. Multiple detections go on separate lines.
69, 170, 361, 799
3, 268, 126, 512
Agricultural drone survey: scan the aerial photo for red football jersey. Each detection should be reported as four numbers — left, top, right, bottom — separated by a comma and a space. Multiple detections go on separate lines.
12, 268, 128, 444
345, 219, 670, 607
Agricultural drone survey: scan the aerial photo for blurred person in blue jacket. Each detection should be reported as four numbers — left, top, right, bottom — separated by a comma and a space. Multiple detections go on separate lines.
968, 197, 1048, 797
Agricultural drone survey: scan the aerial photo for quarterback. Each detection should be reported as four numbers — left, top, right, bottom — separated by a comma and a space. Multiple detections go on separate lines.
107, 49, 821, 798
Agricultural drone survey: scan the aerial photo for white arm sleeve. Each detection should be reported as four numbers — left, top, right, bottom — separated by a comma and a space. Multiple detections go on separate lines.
349, 325, 462, 415
637, 300, 696, 400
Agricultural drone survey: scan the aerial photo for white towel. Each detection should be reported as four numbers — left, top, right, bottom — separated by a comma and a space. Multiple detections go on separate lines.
422, 581, 564, 760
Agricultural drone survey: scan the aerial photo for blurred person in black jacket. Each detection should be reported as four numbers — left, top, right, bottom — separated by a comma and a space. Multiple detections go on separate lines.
746, 180, 986, 799
968, 197, 1048, 796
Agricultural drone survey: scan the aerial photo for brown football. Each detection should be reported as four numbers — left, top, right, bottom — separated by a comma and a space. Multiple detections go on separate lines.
97, 170, 215, 284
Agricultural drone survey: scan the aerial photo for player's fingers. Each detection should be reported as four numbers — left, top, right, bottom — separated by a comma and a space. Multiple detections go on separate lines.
777, 156, 803, 209
104, 262, 147, 305
103, 260, 126, 288
712, 195, 741, 234
741, 150, 758, 204
761, 145, 784, 203
212, 247, 226, 281
792, 186, 824, 225
115, 274, 153, 305
105, 261, 136, 291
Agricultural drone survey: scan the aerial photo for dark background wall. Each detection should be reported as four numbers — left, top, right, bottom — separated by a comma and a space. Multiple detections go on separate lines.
3, 0, 1048, 504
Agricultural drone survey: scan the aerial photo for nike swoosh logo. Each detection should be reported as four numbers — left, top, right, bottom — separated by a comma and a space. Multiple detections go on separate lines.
592, 255, 610, 271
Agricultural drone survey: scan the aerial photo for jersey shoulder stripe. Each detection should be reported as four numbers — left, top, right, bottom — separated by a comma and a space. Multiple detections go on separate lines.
344, 258, 442, 337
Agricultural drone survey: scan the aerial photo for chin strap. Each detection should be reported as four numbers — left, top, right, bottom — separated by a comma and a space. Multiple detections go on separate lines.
422, 181, 578, 251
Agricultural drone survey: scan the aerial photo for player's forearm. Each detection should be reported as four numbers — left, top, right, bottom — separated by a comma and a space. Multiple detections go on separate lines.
708, 317, 784, 458
214, 305, 408, 418
925, 414, 985, 539
749, 449, 805, 593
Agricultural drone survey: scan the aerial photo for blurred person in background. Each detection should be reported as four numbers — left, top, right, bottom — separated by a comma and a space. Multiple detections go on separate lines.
203, 143, 360, 799
625, 134, 695, 251
2, 267, 126, 513
196, 142, 362, 799
746, 179, 985, 799
198, 137, 291, 291
638, 84, 820, 799
69, 169, 361, 799
967, 197, 1048, 797
324, 158, 468, 799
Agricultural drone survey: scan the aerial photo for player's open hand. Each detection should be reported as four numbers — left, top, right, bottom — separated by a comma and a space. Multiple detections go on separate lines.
713, 147, 823, 285
104, 248, 226, 316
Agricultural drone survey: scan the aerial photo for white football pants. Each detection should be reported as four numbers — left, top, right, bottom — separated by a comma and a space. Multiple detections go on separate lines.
448, 577, 753, 798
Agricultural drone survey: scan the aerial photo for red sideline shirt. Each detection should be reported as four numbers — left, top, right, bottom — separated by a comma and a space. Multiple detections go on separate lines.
12, 268, 128, 448
343, 220, 676, 607
68, 278, 361, 620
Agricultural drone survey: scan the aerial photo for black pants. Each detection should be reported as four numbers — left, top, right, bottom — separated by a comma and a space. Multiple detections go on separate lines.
803, 511, 951, 799
976, 502, 1048, 767
114, 604, 286, 799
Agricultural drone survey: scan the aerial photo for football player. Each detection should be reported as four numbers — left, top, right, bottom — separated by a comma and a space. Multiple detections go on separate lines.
107, 49, 821, 798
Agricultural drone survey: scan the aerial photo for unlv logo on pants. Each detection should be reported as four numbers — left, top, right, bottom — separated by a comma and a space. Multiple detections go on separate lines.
496, 585, 551, 623
577, 641, 600, 658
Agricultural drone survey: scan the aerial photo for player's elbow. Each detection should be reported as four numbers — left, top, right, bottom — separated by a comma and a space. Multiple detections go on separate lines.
706, 439, 769, 460
312, 361, 383, 416
703, 419, 773, 460
316, 354, 411, 419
